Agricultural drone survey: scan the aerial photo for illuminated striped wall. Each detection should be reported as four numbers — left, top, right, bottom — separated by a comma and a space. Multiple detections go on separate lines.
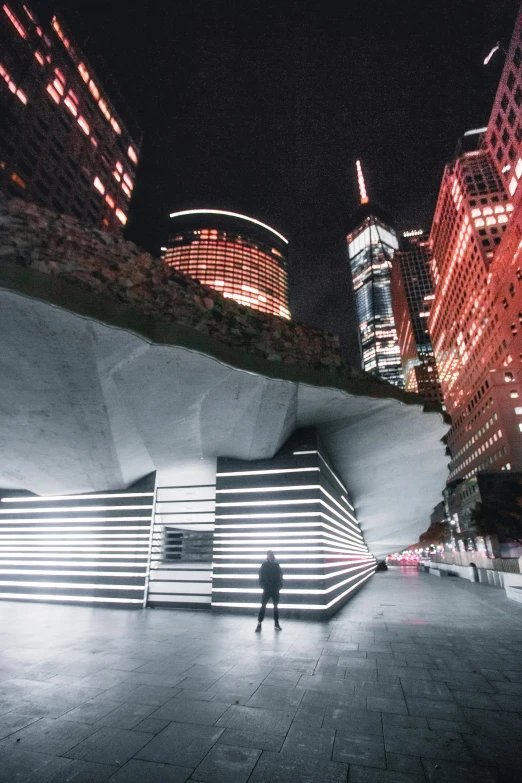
0, 473, 155, 606
212, 430, 376, 618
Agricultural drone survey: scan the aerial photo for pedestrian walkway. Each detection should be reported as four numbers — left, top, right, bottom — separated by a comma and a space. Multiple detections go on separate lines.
0, 568, 521, 782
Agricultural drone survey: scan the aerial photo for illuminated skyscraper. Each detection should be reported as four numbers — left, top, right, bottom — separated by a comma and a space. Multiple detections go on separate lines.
163, 209, 290, 319
346, 162, 403, 386
391, 231, 443, 403
0, 2, 141, 231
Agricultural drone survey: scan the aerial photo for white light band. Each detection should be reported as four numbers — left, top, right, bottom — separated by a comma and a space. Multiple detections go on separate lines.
168, 208, 288, 245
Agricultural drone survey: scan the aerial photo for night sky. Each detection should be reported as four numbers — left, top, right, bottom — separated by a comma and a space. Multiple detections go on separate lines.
51, 0, 521, 363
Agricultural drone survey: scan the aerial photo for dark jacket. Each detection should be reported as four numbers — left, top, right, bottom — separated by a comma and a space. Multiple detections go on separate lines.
259, 560, 283, 591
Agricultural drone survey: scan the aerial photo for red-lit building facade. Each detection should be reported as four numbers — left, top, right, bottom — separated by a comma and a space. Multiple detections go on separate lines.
0, 3, 141, 232
429, 5, 522, 510
163, 209, 290, 319
391, 230, 443, 403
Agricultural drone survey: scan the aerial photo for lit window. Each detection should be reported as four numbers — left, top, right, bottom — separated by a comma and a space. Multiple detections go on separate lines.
3, 4, 27, 38
34, 50, 44, 66
507, 203, 514, 211
471, 208, 481, 217
90, 136, 98, 147
115, 208, 127, 225
98, 98, 110, 120
10, 172, 25, 188
54, 68, 65, 84
505, 372, 514, 382
515, 407, 522, 414
105, 194, 115, 208
483, 207, 493, 215
486, 216, 496, 226
112, 170, 121, 183
53, 78, 64, 95
511, 391, 519, 398
77, 116, 90, 135
88, 80, 99, 100
122, 183, 131, 198
516, 158, 522, 179
127, 145, 138, 165
110, 117, 121, 134
93, 176, 105, 195
123, 173, 133, 188
16, 88, 27, 104
78, 62, 89, 83
474, 218, 485, 227
509, 176, 518, 195
46, 83, 60, 104
52, 17, 70, 49
498, 214, 508, 224
64, 96, 77, 116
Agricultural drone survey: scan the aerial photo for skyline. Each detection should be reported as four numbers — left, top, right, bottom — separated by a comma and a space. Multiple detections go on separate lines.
37, 0, 522, 362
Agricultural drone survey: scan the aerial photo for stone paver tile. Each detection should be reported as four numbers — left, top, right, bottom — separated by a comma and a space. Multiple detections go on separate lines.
5, 717, 99, 755
262, 670, 303, 688
421, 757, 501, 781
105, 759, 192, 782
95, 702, 158, 729
14, 686, 104, 718
110, 684, 180, 707
216, 704, 294, 737
427, 717, 475, 734
382, 712, 429, 731
292, 698, 326, 727
323, 706, 383, 738
65, 727, 154, 766
0, 712, 40, 740
405, 697, 465, 720
347, 764, 426, 782
451, 690, 498, 710
281, 723, 335, 759
176, 689, 220, 702
245, 685, 304, 712
366, 695, 408, 714
297, 674, 355, 694
248, 750, 348, 783
151, 698, 230, 725
105, 658, 151, 672
384, 725, 472, 762
132, 717, 171, 734
353, 681, 403, 698
386, 751, 424, 775
217, 728, 283, 752
62, 700, 121, 725
191, 744, 260, 783
461, 708, 522, 739
0, 745, 71, 781
400, 680, 454, 701
135, 722, 223, 766
43, 759, 118, 783
332, 733, 386, 768
377, 666, 433, 680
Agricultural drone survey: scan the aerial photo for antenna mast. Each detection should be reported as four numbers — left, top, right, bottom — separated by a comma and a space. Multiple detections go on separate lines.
356, 160, 369, 204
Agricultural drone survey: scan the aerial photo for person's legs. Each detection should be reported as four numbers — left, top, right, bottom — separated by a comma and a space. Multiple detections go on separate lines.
258, 590, 269, 623
272, 591, 280, 626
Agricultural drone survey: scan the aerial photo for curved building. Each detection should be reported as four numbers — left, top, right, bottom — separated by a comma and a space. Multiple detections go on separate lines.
163, 209, 290, 319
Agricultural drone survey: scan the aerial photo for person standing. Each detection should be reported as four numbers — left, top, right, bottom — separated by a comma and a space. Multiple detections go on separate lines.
255, 550, 283, 632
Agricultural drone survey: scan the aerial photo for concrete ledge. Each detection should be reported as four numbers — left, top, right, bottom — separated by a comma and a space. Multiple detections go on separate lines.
505, 585, 522, 604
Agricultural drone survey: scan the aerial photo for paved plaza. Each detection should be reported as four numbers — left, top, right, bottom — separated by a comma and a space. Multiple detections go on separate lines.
0, 569, 521, 783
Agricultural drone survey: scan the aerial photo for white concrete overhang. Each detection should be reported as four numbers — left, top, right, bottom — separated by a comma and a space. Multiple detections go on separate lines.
0, 265, 448, 560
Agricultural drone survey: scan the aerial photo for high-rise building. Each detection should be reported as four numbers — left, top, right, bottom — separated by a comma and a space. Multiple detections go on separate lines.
391, 230, 443, 403
163, 208, 290, 319
346, 161, 404, 386
0, 2, 141, 232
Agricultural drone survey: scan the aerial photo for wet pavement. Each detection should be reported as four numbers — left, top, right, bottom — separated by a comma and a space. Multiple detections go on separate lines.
0, 566, 521, 782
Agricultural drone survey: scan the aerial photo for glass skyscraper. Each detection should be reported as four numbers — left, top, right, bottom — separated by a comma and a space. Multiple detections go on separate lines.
346, 166, 404, 387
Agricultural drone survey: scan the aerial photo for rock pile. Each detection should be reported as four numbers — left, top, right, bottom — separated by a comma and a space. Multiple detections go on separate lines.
0, 197, 359, 377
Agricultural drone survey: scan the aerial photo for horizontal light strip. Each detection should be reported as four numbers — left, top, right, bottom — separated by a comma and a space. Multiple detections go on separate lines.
0, 535, 150, 541
0, 570, 146, 577
168, 208, 288, 244
211, 569, 374, 611
212, 563, 374, 580
0, 560, 147, 566
0, 581, 143, 590
213, 553, 363, 560
0, 517, 150, 524
292, 451, 316, 455
0, 527, 150, 533
0, 547, 148, 553
0, 505, 153, 514
1, 493, 154, 503
216, 468, 319, 477
215, 531, 362, 548
216, 484, 320, 494
215, 521, 362, 543
0, 554, 148, 560
216, 511, 319, 520
217, 496, 358, 531
0, 593, 143, 604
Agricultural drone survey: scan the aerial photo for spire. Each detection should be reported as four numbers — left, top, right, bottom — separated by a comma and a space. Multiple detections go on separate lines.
356, 160, 369, 205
